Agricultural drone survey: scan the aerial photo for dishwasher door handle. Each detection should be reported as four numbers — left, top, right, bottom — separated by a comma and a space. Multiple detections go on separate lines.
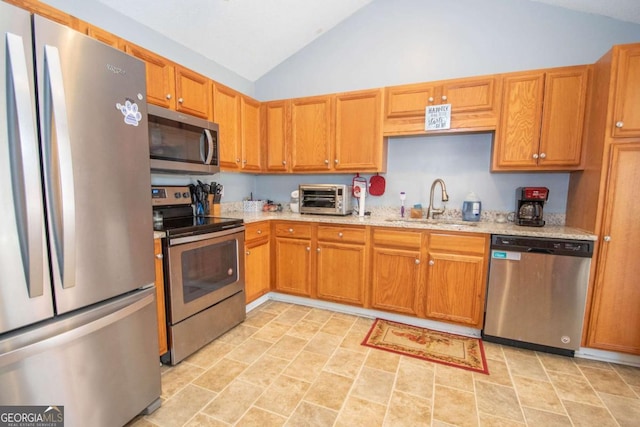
526, 248, 553, 255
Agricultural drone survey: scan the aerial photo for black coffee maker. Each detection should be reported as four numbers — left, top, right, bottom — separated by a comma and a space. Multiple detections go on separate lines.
515, 187, 548, 227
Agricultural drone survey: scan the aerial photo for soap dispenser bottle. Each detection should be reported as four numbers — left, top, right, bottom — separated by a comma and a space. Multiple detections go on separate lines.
462, 192, 481, 222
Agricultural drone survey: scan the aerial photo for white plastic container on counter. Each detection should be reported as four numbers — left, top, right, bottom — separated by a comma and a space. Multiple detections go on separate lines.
462, 192, 481, 221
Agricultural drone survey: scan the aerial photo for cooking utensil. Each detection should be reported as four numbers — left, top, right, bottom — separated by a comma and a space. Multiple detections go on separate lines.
369, 173, 386, 196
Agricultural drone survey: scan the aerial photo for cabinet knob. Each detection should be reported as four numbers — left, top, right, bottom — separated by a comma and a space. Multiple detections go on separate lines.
429, 260, 435, 266
282, 160, 287, 165
441, 95, 447, 101
236, 158, 241, 163
155, 253, 163, 259
316, 248, 321, 252
243, 159, 247, 164
324, 159, 329, 164
539, 152, 546, 159
338, 232, 343, 237
616, 121, 624, 128
334, 159, 339, 164
428, 97, 434, 103
178, 97, 184, 104
166, 94, 172, 100
603, 235, 611, 242
532, 153, 539, 159
306, 246, 311, 251
246, 250, 251, 255
288, 228, 294, 233
257, 230, 262, 234
415, 259, 420, 265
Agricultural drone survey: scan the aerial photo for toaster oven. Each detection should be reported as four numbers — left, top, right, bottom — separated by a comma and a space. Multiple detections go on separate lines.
299, 184, 353, 216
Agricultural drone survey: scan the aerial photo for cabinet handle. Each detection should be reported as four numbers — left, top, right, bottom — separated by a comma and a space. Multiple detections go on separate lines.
324, 159, 329, 165
428, 97, 434, 102
441, 95, 447, 101
316, 248, 321, 252
415, 259, 420, 265
236, 158, 241, 163
306, 247, 311, 251
539, 152, 546, 159
532, 153, 539, 159
178, 97, 184, 104
257, 230, 262, 234
243, 159, 247, 164
246, 250, 250, 255
155, 253, 163, 259
334, 159, 339, 164
603, 235, 611, 242
616, 121, 624, 128
166, 94, 172, 100
429, 260, 435, 266
282, 160, 287, 165
288, 228, 294, 233
338, 232, 343, 237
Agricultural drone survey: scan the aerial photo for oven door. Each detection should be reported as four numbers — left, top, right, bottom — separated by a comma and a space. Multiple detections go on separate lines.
165, 227, 245, 324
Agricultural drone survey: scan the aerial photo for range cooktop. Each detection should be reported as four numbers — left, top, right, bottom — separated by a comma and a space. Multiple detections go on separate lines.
154, 215, 244, 238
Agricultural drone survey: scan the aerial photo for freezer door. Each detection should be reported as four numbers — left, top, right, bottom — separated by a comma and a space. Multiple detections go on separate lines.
0, 2, 54, 334
33, 16, 155, 313
0, 288, 161, 426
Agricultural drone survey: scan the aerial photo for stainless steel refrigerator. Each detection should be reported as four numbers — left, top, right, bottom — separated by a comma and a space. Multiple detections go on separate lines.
0, 3, 161, 425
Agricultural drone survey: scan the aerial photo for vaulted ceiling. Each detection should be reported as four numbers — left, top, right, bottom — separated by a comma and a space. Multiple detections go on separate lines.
94, 0, 640, 82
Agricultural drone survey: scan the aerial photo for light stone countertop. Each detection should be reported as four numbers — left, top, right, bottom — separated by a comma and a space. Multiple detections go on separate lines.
219, 211, 597, 241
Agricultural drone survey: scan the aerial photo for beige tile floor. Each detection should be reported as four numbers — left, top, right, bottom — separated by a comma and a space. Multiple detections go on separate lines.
129, 301, 640, 427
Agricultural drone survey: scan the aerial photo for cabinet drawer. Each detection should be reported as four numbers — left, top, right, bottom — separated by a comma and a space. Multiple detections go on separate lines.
245, 221, 271, 241
317, 225, 366, 244
274, 222, 313, 239
429, 232, 487, 254
373, 228, 422, 249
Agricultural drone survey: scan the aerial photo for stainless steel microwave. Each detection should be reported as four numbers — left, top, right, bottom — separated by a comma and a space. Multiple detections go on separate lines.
148, 104, 220, 175
299, 184, 353, 216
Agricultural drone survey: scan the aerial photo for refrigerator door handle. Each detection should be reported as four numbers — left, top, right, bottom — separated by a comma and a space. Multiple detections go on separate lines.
44, 45, 76, 289
6, 32, 44, 298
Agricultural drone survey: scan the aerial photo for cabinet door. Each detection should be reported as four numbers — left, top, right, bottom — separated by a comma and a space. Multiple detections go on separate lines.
587, 143, 640, 354
175, 67, 211, 119
290, 95, 333, 172
611, 45, 640, 138
370, 247, 421, 316
241, 96, 262, 171
538, 66, 589, 167
86, 24, 122, 49
125, 44, 175, 109
245, 239, 271, 303
264, 100, 289, 172
153, 239, 167, 356
441, 76, 500, 130
383, 82, 438, 134
274, 237, 312, 297
334, 89, 385, 172
492, 72, 545, 169
213, 84, 242, 170
316, 242, 366, 306
424, 252, 486, 328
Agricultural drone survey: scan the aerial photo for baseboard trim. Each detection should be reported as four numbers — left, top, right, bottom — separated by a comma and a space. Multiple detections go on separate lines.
576, 347, 640, 367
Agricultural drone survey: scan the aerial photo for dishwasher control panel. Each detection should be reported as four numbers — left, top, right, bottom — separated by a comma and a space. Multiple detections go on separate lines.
491, 235, 593, 258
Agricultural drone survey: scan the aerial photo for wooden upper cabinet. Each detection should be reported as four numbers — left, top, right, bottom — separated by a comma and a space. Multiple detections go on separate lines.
263, 100, 290, 172
492, 65, 589, 171
611, 45, 640, 138
175, 67, 211, 119
125, 44, 176, 110
384, 76, 500, 135
8, 0, 81, 29
334, 88, 386, 172
85, 24, 122, 49
290, 95, 334, 172
213, 84, 242, 169
241, 96, 262, 171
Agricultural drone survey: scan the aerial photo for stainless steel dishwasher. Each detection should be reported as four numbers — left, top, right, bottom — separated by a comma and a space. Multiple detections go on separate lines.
482, 235, 593, 356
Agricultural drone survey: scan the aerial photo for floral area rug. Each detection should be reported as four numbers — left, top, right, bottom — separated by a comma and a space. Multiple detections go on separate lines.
362, 318, 489, 374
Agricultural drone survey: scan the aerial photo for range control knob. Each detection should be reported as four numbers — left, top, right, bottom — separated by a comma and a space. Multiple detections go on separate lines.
183, 192, 190, 198
174, 192, 182, 198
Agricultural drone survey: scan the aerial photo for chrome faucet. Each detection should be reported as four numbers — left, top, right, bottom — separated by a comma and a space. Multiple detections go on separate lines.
427, 178, 449, 219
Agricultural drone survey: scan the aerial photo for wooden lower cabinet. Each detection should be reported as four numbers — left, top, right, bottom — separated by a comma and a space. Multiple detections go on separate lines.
244, 222, 271, 303
274, 222, 313, 297
425, 233, 489, 328
316, 225, 368, 306
153, 239, 168, 356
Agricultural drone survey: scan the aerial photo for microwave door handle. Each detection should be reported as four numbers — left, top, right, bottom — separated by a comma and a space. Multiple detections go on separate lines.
44, 45, 76, 289
7, 33, 44, 297
201, 129, 213, 165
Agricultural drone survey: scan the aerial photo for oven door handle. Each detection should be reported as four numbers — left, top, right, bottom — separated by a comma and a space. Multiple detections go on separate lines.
169, 226, 245, 246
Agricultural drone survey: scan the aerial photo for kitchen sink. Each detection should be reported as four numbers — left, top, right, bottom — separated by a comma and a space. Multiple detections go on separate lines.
383, 218, 478, 228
